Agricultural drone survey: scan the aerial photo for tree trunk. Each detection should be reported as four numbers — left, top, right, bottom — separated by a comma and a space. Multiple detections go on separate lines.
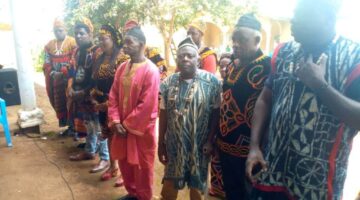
164, 38, 172, 70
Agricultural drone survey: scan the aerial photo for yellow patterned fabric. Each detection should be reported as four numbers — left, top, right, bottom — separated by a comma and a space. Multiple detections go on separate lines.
53, 18, 65, 29
99, 29, 112, 37
76, 17, 94, 33
45, 36, 76, 57
99, 24, 123, 47
145, 46, 167, 80
146, 47, 160, 58
189, 19, 207, 34
93, 50, 129, 80
200, 48, 216, 60
43, 36, 77, 127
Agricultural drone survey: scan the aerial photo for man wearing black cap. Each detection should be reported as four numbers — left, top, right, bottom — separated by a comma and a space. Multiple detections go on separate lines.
246, 0, 360, 199
158, 37, 221, 200
124, 20, 167, 81
216, 13, 271, 200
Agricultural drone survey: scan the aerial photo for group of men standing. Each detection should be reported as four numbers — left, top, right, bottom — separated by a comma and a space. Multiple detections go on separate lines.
43, 0, 360, 199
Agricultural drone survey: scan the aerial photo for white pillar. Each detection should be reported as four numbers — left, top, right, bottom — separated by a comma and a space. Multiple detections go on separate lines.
9, 0, 44, 128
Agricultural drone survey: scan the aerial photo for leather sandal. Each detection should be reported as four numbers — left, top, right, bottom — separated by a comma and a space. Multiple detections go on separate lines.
114, 176, 124, 187
101, 167, 120, 181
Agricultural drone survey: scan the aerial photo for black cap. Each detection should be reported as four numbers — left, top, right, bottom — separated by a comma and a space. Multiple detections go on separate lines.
178, 36, 198, 51
236, 13, 261, 31
126, 26, 146, 44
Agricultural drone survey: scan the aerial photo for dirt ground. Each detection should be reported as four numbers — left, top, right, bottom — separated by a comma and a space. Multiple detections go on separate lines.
0, 83, 221, 200
1, 76, 359, 200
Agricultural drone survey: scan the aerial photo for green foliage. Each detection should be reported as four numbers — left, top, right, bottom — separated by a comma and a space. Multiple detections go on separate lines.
65, 0, 258, 35
64, 0, 148, 33
64, 0, 258, 66
205, 0, 259, 26
33, 49, 45, 72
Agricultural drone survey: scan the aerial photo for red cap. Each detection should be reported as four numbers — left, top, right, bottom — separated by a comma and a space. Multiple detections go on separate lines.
124, 20, 139, 32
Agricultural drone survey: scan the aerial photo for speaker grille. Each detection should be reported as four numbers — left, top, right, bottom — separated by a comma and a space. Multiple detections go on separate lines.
0, 68, 21, 106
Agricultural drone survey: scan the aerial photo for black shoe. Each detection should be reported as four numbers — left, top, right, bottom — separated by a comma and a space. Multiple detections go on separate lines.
117, 194, 138, 200
65, 128, 76, 136
76, 143, 86, 149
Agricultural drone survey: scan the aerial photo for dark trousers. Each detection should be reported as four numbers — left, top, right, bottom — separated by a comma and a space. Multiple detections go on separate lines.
219, 150, 250, 200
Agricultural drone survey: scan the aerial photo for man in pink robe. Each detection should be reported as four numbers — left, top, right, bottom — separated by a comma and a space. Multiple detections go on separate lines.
108, 26, 160, 200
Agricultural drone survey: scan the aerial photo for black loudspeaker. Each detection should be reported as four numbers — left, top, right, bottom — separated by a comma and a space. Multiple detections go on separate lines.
0, 68, 21, 106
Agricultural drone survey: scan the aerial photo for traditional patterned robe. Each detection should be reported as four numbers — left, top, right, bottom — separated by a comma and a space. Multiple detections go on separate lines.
67, 44, 100, 136
218, 50, 271, 156
91, 49, 129, 136
199, 47, 217, 74
255, 37, 360, 200
160, 69, 222, 191
43, 36, 76, 126
145, 46, 167, 81
213, 50, 270, 198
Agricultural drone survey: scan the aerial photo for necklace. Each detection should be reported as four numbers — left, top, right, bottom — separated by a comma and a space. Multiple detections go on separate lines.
54, 36, 67, 55
172, 74, 197, 117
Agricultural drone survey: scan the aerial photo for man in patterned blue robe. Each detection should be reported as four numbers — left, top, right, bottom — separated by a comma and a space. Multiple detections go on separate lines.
158, 37, 222, 200
246, 0, 360, 199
